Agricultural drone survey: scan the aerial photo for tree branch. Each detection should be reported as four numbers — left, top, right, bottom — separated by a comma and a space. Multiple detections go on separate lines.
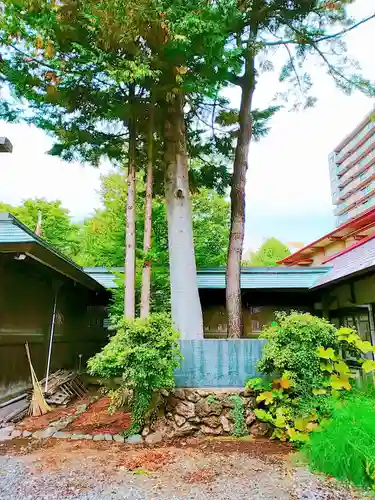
260, 13, 375, 47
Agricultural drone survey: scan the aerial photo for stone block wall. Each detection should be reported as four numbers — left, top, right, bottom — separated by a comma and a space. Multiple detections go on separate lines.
142, 388, 271, 441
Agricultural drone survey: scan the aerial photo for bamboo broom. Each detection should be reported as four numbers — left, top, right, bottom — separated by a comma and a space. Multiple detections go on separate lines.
25, 342, 51, 416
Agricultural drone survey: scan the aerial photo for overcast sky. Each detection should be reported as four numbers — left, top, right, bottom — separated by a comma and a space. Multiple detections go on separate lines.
0, 0, 374, 252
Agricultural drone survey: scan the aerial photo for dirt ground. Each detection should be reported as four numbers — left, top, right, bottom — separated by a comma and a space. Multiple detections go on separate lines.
0, 437, 370, 500
17, 395, 132, 435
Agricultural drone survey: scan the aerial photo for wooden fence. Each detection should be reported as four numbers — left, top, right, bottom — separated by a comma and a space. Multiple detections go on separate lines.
175, 339, 266, 388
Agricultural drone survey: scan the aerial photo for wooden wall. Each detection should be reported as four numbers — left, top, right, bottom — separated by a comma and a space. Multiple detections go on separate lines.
0, 254, 109, 397
199, 289, 314, 338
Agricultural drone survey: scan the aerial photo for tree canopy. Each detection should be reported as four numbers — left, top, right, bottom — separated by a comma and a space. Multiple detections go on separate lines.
244, 238, 291, 267
0, 198, 79, 257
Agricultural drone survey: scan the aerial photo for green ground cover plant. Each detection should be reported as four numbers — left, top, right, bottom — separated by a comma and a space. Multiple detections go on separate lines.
303, 386, 375, 488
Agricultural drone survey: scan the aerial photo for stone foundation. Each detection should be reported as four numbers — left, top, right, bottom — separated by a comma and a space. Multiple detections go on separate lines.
143, 388, 271, 441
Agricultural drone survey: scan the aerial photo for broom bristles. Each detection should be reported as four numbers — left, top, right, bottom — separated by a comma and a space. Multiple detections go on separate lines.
25, 342, 51, 416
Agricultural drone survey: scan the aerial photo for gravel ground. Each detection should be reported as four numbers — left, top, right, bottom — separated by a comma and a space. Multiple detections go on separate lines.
0, 439, 370, 500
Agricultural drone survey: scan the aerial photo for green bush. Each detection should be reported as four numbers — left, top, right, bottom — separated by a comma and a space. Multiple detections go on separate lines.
88, 313, 182, 434
304, 390, 375, 488
246, 312, 368, 443
258, 312, 341, 396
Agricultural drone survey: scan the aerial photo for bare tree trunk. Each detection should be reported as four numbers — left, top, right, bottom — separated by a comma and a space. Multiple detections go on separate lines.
140, 105, 154, 318
226, 58, 255, 338
164, 93, 203, 339
124, 86, 136, 319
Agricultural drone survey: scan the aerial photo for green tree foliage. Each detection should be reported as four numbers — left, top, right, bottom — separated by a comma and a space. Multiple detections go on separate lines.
0, 198, 79, 257
76, 170, 230, 314
244, 238, 291, 267
87, 313, 182, 435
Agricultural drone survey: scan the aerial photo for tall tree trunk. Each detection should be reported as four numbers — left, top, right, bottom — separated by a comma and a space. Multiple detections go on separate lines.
124, 86, 136, 319
140, 105, 154, 318
164, 93, 203, 339
226, 57, 255, 338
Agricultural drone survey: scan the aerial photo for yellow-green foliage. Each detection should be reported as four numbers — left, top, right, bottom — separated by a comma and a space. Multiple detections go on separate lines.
247, 313, 375, 443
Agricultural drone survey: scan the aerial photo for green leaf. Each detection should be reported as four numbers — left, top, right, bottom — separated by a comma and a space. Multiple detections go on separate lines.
256, 391, 274, 405
317, 347, 336, 360
362, 359, 375, 373
312, 388, 327, 395
320, 361, 333, 373
287, 428, 309, 442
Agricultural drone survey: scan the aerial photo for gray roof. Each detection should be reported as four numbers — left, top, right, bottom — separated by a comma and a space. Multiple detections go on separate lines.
85, 266, 331, 290
0, 213, 104, 291
197, 267, 330, 289
313, 237, 375, 288
84, 267, 123, 289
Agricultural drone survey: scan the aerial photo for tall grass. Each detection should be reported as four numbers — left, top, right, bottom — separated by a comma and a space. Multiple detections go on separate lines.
304, 389, 375, 488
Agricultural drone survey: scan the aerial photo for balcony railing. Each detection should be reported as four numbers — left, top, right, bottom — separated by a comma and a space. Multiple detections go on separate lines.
336, 120, 375, 164
334, 183, 375, 216
339, 168, 375, 199
337, 135, 375, 176
337, 148, 375, 187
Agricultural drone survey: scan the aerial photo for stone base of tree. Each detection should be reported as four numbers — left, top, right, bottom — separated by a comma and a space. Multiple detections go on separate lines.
142, 388, 272, 440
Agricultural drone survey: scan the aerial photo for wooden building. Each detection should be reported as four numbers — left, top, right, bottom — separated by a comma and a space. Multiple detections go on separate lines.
0, 213, 110, 397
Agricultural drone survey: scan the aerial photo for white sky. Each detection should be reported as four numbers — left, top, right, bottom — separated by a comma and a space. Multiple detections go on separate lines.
0, 0, 374, 251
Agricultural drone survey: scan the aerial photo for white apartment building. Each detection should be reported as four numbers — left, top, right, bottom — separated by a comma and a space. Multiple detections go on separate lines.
329, 107, 375, 226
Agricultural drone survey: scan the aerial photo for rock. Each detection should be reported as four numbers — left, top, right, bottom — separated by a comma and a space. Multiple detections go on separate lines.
174, 414, 186, 427
11, 430, 22, 438
71, 434, 88, 440
201, 424, 222, 435
165, 396, 180, 412
187, 416, 201, 424
246, 411, 256, 427
196, 398, 222, 417
93, 434, 105, 441
52, 431, 72, 439
172, 421, 198, 437
240, 389, 254, 397
32, 427, 56, 439
202, 416, 221, 428
250, 422, 272, 437
22, 431, 32, 438
222, 398, 236, 409
1, 425, 14, 433
142, 426, 150, 437
50, 415, 76, 430
145, 430, 163, 444
244, 397, 257, 410
175, 400, 195, 419
197, 390, 211, 397
173, 389, 186, 400
0, 435, 13, 442
104, 434, 113, 441
126, 434, 143, 444
113, 434, 125, 443
220, 415, 232, 433
184, 390, 201, 403
75, 404, 88, 415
